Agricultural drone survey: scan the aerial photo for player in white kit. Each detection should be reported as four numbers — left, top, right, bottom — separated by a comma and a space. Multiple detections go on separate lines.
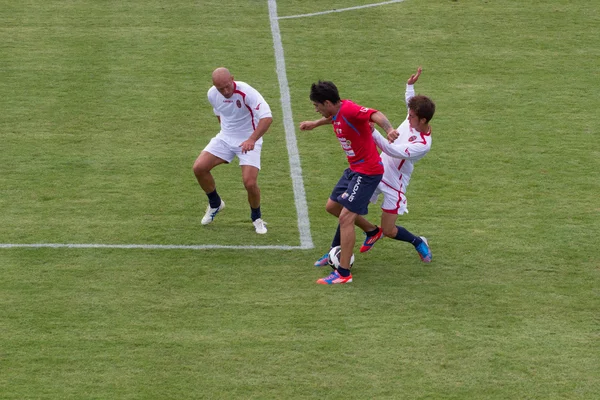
364, 67, 434, 261
193, 67, 273, 234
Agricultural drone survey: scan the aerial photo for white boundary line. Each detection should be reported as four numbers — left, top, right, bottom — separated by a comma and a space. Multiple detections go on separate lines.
0, 243, 301, 250
268, 0, 314, 250
0, 0, 314, 252
278, 0, 406, 20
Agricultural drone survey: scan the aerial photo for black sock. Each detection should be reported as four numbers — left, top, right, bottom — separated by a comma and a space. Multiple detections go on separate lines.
331, 224, 341, 248
337, 267, 351, 277
366, 226, 380, 237
251, 206, 261, 222
395, 225, 421, 245
207, 190, 221, 208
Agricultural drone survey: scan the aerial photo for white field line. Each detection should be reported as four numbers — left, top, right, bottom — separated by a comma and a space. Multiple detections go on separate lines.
0, 243, 303, 250
278, 0, 406, 20
268, 0, 314, 250
0, 1, 315, 252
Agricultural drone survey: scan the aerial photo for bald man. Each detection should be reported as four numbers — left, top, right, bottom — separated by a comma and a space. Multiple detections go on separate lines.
193, 68, 273, 234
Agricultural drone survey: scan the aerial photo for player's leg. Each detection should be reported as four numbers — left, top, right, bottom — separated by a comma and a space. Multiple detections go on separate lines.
193, 151, 227, 193
326, 199, 378, 233
316, 206, 357, 284
337, 207, 358, 271
315, 172, 377, 266
357, 185, 384, 253
380, 208, 432, 263
314, 170, 351, 266
320, 172, 381, 283
239, 144, 266, 234
241, 164, 260, 208
193, 139, 232, 225
336, 172, 382, 271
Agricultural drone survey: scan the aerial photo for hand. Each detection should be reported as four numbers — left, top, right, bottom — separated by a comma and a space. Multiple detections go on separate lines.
239, 138, 256, 154
387, 129, 399, 143
407, 66, 422, 85
299, 121, 317, 131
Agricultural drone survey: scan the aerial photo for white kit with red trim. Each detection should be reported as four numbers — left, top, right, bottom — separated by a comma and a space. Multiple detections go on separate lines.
207, 81, 272, 145
370, 84, 432, 214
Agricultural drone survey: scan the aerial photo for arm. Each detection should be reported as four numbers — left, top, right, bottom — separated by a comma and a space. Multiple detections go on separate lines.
240, 117, 273, 153
404, 66, 421, 108
370, 111, 399, 142
372, 128, 430, 160
299, 116, 332, 131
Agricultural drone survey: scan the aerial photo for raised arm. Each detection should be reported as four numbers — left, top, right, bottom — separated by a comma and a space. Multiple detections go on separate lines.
404, 66, 421, 108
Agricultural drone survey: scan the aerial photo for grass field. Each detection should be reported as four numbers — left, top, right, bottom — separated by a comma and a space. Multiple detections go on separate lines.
1, 0, 599, 398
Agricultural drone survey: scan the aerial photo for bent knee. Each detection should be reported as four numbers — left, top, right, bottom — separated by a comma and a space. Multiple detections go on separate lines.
382, 228, 396, 238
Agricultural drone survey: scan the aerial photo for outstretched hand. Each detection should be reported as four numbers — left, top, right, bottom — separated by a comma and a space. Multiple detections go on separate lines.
407, 66, 422, 85
299, 121, 317, 131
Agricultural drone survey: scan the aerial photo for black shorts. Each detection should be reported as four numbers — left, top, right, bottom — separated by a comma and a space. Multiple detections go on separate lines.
329, 168, 383, 215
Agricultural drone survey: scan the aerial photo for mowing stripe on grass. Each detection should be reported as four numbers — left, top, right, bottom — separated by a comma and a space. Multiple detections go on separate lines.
277, 0, 406, 20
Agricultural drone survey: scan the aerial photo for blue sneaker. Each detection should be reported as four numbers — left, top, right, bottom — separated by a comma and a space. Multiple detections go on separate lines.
316, 270, 352, 285
415, 236, 432, 263
314, 252, 330, 267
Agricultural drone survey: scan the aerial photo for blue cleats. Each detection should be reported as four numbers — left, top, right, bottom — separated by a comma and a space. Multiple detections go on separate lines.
314, 252, 330, 267
415, 236, 432, 263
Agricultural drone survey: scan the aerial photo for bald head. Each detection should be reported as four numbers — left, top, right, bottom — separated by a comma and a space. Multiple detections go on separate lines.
212, 67, 235, 98
214, 67, 235, 86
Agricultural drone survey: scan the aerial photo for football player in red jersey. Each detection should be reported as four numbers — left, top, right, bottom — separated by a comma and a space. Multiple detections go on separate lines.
300, 81, 398, 284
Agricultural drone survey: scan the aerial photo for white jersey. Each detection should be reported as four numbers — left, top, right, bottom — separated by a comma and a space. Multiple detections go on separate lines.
207, 80, 272, 145
372, 84, 432, 211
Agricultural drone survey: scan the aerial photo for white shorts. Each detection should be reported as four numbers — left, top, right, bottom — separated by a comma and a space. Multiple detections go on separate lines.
203, 137, 262, 169
370, 182, 408, 215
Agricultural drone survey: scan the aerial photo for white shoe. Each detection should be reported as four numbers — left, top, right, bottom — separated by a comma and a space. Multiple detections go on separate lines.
201, 200, 225, 225
252, 218, 267, 234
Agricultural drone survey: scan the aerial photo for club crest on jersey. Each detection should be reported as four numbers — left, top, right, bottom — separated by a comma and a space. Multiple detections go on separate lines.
408, 135, 417, 142
236, 100, 242, 108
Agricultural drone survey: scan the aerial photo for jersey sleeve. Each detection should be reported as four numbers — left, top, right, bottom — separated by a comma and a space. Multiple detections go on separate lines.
373, 128, 430, 161
345, 101, 378, 123
207, 87, 219, 117
405, 84, 415, 110
243, 88, 272, 120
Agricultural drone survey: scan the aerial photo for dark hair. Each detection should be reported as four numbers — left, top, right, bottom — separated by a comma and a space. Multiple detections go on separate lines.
408, 95, 436, 123
309, 81, 341, 104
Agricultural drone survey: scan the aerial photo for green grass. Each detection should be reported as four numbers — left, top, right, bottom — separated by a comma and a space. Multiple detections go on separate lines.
1, 0, 599, 398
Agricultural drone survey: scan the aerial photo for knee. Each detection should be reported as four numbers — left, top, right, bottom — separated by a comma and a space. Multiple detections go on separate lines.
338, 212, 356, 227
193, 160, 208, 176
325, 202, 337, 216
325, 199, 343, 217
243, 178, 258, 192
382, 227, 396, 238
